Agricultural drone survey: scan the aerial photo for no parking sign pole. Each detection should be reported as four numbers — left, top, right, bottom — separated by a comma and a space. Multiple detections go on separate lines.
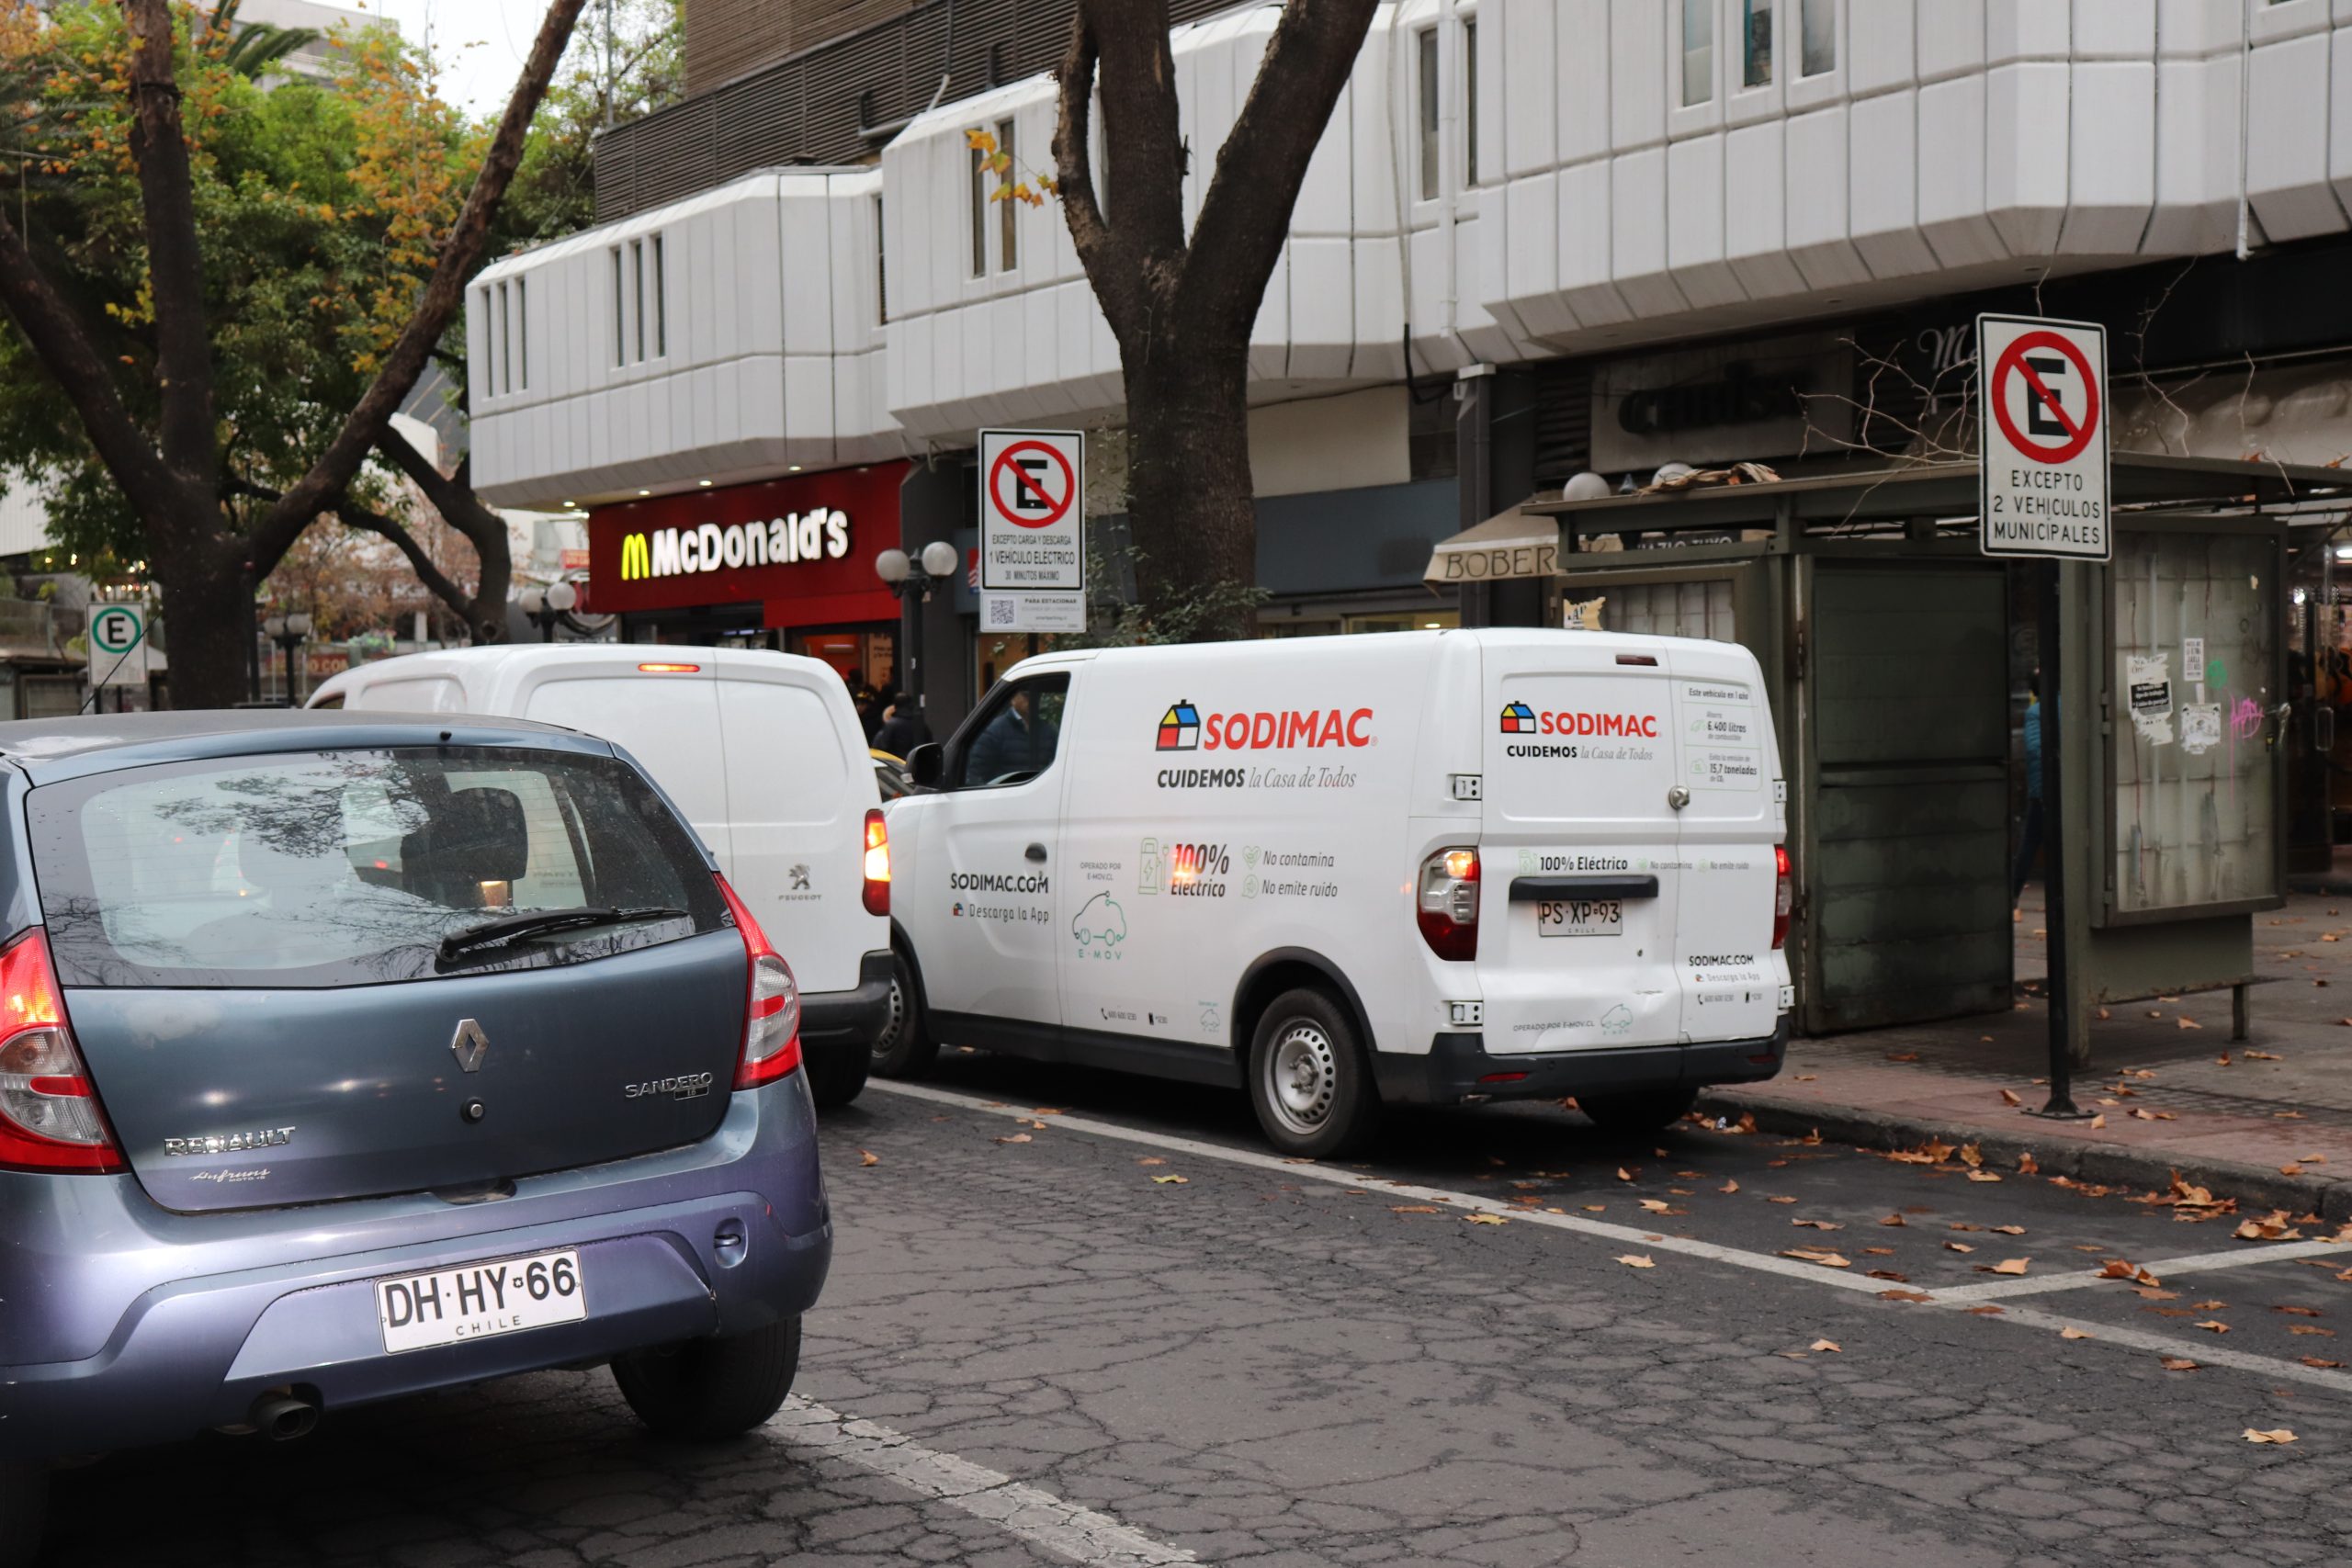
978, 429, 1086, 632
1978, 313, 2109, 1122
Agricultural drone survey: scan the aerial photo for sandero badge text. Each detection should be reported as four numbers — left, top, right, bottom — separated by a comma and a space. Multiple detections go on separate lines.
618, 510, 851, 581
1152, 699, 1374, 751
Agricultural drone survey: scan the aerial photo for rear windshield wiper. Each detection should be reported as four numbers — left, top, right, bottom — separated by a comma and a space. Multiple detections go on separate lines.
437, 905, 690, 963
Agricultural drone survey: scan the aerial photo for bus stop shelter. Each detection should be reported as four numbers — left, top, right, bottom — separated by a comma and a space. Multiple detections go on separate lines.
1513, 455, 2352, 1064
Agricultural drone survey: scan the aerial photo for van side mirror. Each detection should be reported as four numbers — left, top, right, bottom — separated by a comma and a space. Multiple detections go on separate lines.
907, 743, 944, 789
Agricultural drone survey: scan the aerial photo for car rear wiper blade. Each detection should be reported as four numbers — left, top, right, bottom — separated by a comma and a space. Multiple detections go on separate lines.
436, 905, 690, 963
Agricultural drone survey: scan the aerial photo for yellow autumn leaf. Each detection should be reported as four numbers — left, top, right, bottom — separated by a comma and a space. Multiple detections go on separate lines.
1151, 1174, 1188, 1185
1615, 1254, 1656, 1269
1464, 1213, 1507, 1225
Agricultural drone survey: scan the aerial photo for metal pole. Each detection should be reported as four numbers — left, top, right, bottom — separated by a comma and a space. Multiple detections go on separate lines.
2033, 557, 2086, 1119
908, 581, 929, 718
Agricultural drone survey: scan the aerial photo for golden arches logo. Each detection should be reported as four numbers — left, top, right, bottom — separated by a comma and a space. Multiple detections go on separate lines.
619, 533, 650, 581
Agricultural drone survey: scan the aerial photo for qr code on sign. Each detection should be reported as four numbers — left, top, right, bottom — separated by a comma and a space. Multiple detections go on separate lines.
987, 598, 1017, 628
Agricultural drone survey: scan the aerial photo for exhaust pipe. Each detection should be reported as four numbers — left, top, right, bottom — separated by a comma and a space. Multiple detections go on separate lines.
247, 1393, 320, 1442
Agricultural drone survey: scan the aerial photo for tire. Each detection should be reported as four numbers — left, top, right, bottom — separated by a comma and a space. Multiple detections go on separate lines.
1578, 1085, 1700, 1136
613, 1316, 801, 1441
803, 1037, 870, 1110
1246, 987, 1382, 1158
0, 1461, 46, 1568
868, 948, 939, 1079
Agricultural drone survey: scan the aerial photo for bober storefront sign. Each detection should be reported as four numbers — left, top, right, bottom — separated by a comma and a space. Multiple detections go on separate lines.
585, 462, 908, 626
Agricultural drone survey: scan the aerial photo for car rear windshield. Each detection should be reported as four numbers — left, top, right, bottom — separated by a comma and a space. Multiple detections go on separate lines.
28, 745, 729, 988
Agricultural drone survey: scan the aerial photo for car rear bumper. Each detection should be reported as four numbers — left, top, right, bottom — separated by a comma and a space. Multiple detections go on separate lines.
0, 1081, 830, 1461
1373, 1021, 1789, 1106
798, 949, 894, 1048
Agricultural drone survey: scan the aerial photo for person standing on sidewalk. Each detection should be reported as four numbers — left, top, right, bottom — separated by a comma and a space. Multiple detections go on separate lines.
2011, 672, 2044, 909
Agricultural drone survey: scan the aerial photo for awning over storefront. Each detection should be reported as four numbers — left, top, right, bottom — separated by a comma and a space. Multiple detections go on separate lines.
1422, 507, 1559, 586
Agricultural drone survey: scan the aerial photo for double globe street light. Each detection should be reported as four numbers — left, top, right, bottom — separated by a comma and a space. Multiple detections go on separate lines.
261, 610, 311, 705
873, 540, 963, 728
517, 580, 580, 642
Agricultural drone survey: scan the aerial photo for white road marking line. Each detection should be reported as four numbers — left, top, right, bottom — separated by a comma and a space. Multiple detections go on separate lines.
869, 1079, 2352, 1392
771, 1395, 1200, 1565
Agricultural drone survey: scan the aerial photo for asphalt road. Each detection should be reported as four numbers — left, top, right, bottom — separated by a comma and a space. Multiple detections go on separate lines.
61, 1050, 2352, 1567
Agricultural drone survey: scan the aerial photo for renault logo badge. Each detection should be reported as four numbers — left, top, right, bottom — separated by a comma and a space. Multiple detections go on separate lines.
450, 1018, 490, 1074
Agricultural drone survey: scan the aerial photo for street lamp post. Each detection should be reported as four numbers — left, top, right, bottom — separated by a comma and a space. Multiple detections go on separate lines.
260, 611, 311, 705
517, 581, 580, 642
874, 541, 962, 725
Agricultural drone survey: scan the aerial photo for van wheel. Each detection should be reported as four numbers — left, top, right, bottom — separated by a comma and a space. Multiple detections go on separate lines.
613, 1316, 800, 1440
1247, 988, 1381, 1157
0, 1462, 45, 1568
1578, 1086, 1699, 1135
869, 948, 939, 1078
804, 1039, 869, 1110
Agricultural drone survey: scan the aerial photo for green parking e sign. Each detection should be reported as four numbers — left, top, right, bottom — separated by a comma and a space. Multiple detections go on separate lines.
90, 604, 145, 655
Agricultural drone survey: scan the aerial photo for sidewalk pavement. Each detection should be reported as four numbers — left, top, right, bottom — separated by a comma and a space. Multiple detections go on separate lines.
1698, 886, 2352, 1224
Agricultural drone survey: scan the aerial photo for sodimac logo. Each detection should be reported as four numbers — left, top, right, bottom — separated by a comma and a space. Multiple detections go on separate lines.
1154, 699, 1374, 751
1499, 699, 1659, 739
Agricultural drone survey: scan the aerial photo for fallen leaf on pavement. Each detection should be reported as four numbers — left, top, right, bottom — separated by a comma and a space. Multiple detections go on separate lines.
1137, 1156, 1165, 1166
1965, 1304, 2005, 1315
859, 1149, 879, 1167
1866, 1269, 1909, 1281
1616, 1168, 1634, 1182
1885, 1051, 1920, 1063
2160, 1357, 2199, 1371
1768, 1195, 1799, 1204
2018, 1153, 2041, 1175
1861, 1246, 1895, 1255
2289, 1325, 2335, 1337
2088, 1113, 2106, 1129
2000, 1089, 2022, 1107
2060, 1326, 2092, 1340
2098, 1259, 2137, 1279
2234, 1212, 2306, 1241
2195, 1320, 2231, 1333
1616, 1254, 1656, 1269
2193, 1300, 2226, 1309
2280, 1164, 2305, 1177
1879, 1213, 1907, 1227
1464, 1213, 1506, 1224
2178, 1018, 2202, 1031
1792, 1073, 1816, 1081
1967, 1171, 2003, 1183
2135, 1287, 2180, 1301
1991, 1258, 2030, 1275
2242, 1428, 2297, 1444
1581, 1204, 1606, 1213
1944, 1242, 1976, 1253
1950, 1222, 1985, 1231
1638, 1199, 1673, 1213
1720, 1179, 1740, 1193
1809, 1338, 1841, 1352
1151, 1174, 1188, 1184
996, 1134, 1033, 1145
1391, 1205, 1440, 1213
1792, 1218, 1843, 1230
1992, 1224, 2028, 1236
1959, 1143, 1984, 1168
2278, 1305, 2324, 1317
1781, 1247, 1851, 1269
1879, 1289, 1932, 1303
2301, 1356, 2345, 1369
2245, 1050, 2281, 1061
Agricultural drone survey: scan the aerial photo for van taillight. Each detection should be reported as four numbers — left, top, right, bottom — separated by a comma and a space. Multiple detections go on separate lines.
1772, 845, 1792, 950
716, 874, 803, 1089
1417, 847, 1479, 962
0, 929, 123, 1173
862, 808, 890, 917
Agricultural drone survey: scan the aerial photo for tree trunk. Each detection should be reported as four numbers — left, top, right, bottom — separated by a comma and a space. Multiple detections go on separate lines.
153, 536, 254, 710
1123, 337, 1256, 637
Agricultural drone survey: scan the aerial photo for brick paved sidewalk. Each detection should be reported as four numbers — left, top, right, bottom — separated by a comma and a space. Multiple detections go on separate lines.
1701, 886, 2352, 1222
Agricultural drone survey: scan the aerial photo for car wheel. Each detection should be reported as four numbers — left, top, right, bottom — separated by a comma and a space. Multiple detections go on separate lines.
1578, 1086, 1699, 1135
1246, 987, 1381, 1158
0, 1461, 46, 1568
869, 949, 939, 1078
613, 1316, 801, 1441
803, 1037, 870, 1110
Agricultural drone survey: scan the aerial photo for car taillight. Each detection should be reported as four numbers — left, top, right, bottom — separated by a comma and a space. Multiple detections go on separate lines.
0, 928, 123, 1173
1417, 846, 1479, 962
1772, 844, 1792, 950
862, 808, 890, 917
716, 874, 803, 1089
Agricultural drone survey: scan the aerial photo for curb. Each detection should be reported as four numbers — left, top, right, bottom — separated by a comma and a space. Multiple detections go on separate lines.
1695, 1087, 2352, 1228
2286, 877, 2352, 898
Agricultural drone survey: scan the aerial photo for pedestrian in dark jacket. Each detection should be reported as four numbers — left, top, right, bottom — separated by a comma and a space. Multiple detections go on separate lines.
873, 703, 929, 758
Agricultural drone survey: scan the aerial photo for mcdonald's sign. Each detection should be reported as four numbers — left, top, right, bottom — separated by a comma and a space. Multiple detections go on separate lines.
619, 533, 652, 581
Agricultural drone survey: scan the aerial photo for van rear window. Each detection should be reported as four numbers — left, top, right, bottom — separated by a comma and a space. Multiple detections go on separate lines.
28, 746, 726, 988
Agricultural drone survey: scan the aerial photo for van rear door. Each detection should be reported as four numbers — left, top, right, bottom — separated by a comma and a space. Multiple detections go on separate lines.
1480, 639, 1683, 1054
1664, 647, 1782, 1044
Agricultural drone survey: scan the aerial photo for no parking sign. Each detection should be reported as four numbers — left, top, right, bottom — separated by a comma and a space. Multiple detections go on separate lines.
1977, 314, 2110, 561
978, 429, 1085, 593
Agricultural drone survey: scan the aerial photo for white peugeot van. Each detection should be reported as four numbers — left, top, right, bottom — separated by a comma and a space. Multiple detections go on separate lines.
311, 646, 892, 1107
878, 629, 1792, 1155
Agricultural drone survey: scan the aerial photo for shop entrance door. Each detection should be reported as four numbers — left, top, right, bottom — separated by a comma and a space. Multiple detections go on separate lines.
1802, 559, 2012, 1032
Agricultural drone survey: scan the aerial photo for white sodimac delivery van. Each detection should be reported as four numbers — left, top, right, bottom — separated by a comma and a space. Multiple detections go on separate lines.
879, 628, 1793, 1155
311, 645, 893, 1108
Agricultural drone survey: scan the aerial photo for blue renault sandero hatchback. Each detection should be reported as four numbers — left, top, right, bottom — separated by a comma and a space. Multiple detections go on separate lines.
0, 712, 831, 1562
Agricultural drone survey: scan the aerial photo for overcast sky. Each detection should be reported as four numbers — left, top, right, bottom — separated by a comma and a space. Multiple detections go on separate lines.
361, 0, 569, 119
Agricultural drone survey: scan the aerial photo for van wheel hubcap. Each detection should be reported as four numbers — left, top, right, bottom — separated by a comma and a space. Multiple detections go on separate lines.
872, 976, 906, 1061
1266, 1022, 1339, 1135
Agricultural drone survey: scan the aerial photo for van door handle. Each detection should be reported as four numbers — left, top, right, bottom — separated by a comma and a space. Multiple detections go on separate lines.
1024, 843, 1049, 863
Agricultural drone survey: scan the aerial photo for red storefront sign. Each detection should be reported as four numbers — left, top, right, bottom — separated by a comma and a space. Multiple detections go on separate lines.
583, 461, 908, 627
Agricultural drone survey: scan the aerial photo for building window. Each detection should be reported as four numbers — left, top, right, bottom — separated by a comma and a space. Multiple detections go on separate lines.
1799, 0, 1834, 76
969, 141, 988, 277
630, 239, 646, 363
514, 277, 527, 389
650, 233, 666, 357
874, 195, 888, 325
1742, 0, 1772, 87
498, 282, 513, 395
997, 118, 1018, 272
1416, 27, 1439, 202
1680, 0, 1714, 107
610, 246, 625, 367
1463, 17, 1478, 186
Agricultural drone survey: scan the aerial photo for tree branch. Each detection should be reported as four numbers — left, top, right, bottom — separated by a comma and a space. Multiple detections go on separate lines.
1050, 11, 1143, 338
0, 211, 178, 517
336, 502, 472, 625
124, 0, 218, 479
251, 0, 588, 563
1077, 0, 1184, 267
1182, 0, 1378, 336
